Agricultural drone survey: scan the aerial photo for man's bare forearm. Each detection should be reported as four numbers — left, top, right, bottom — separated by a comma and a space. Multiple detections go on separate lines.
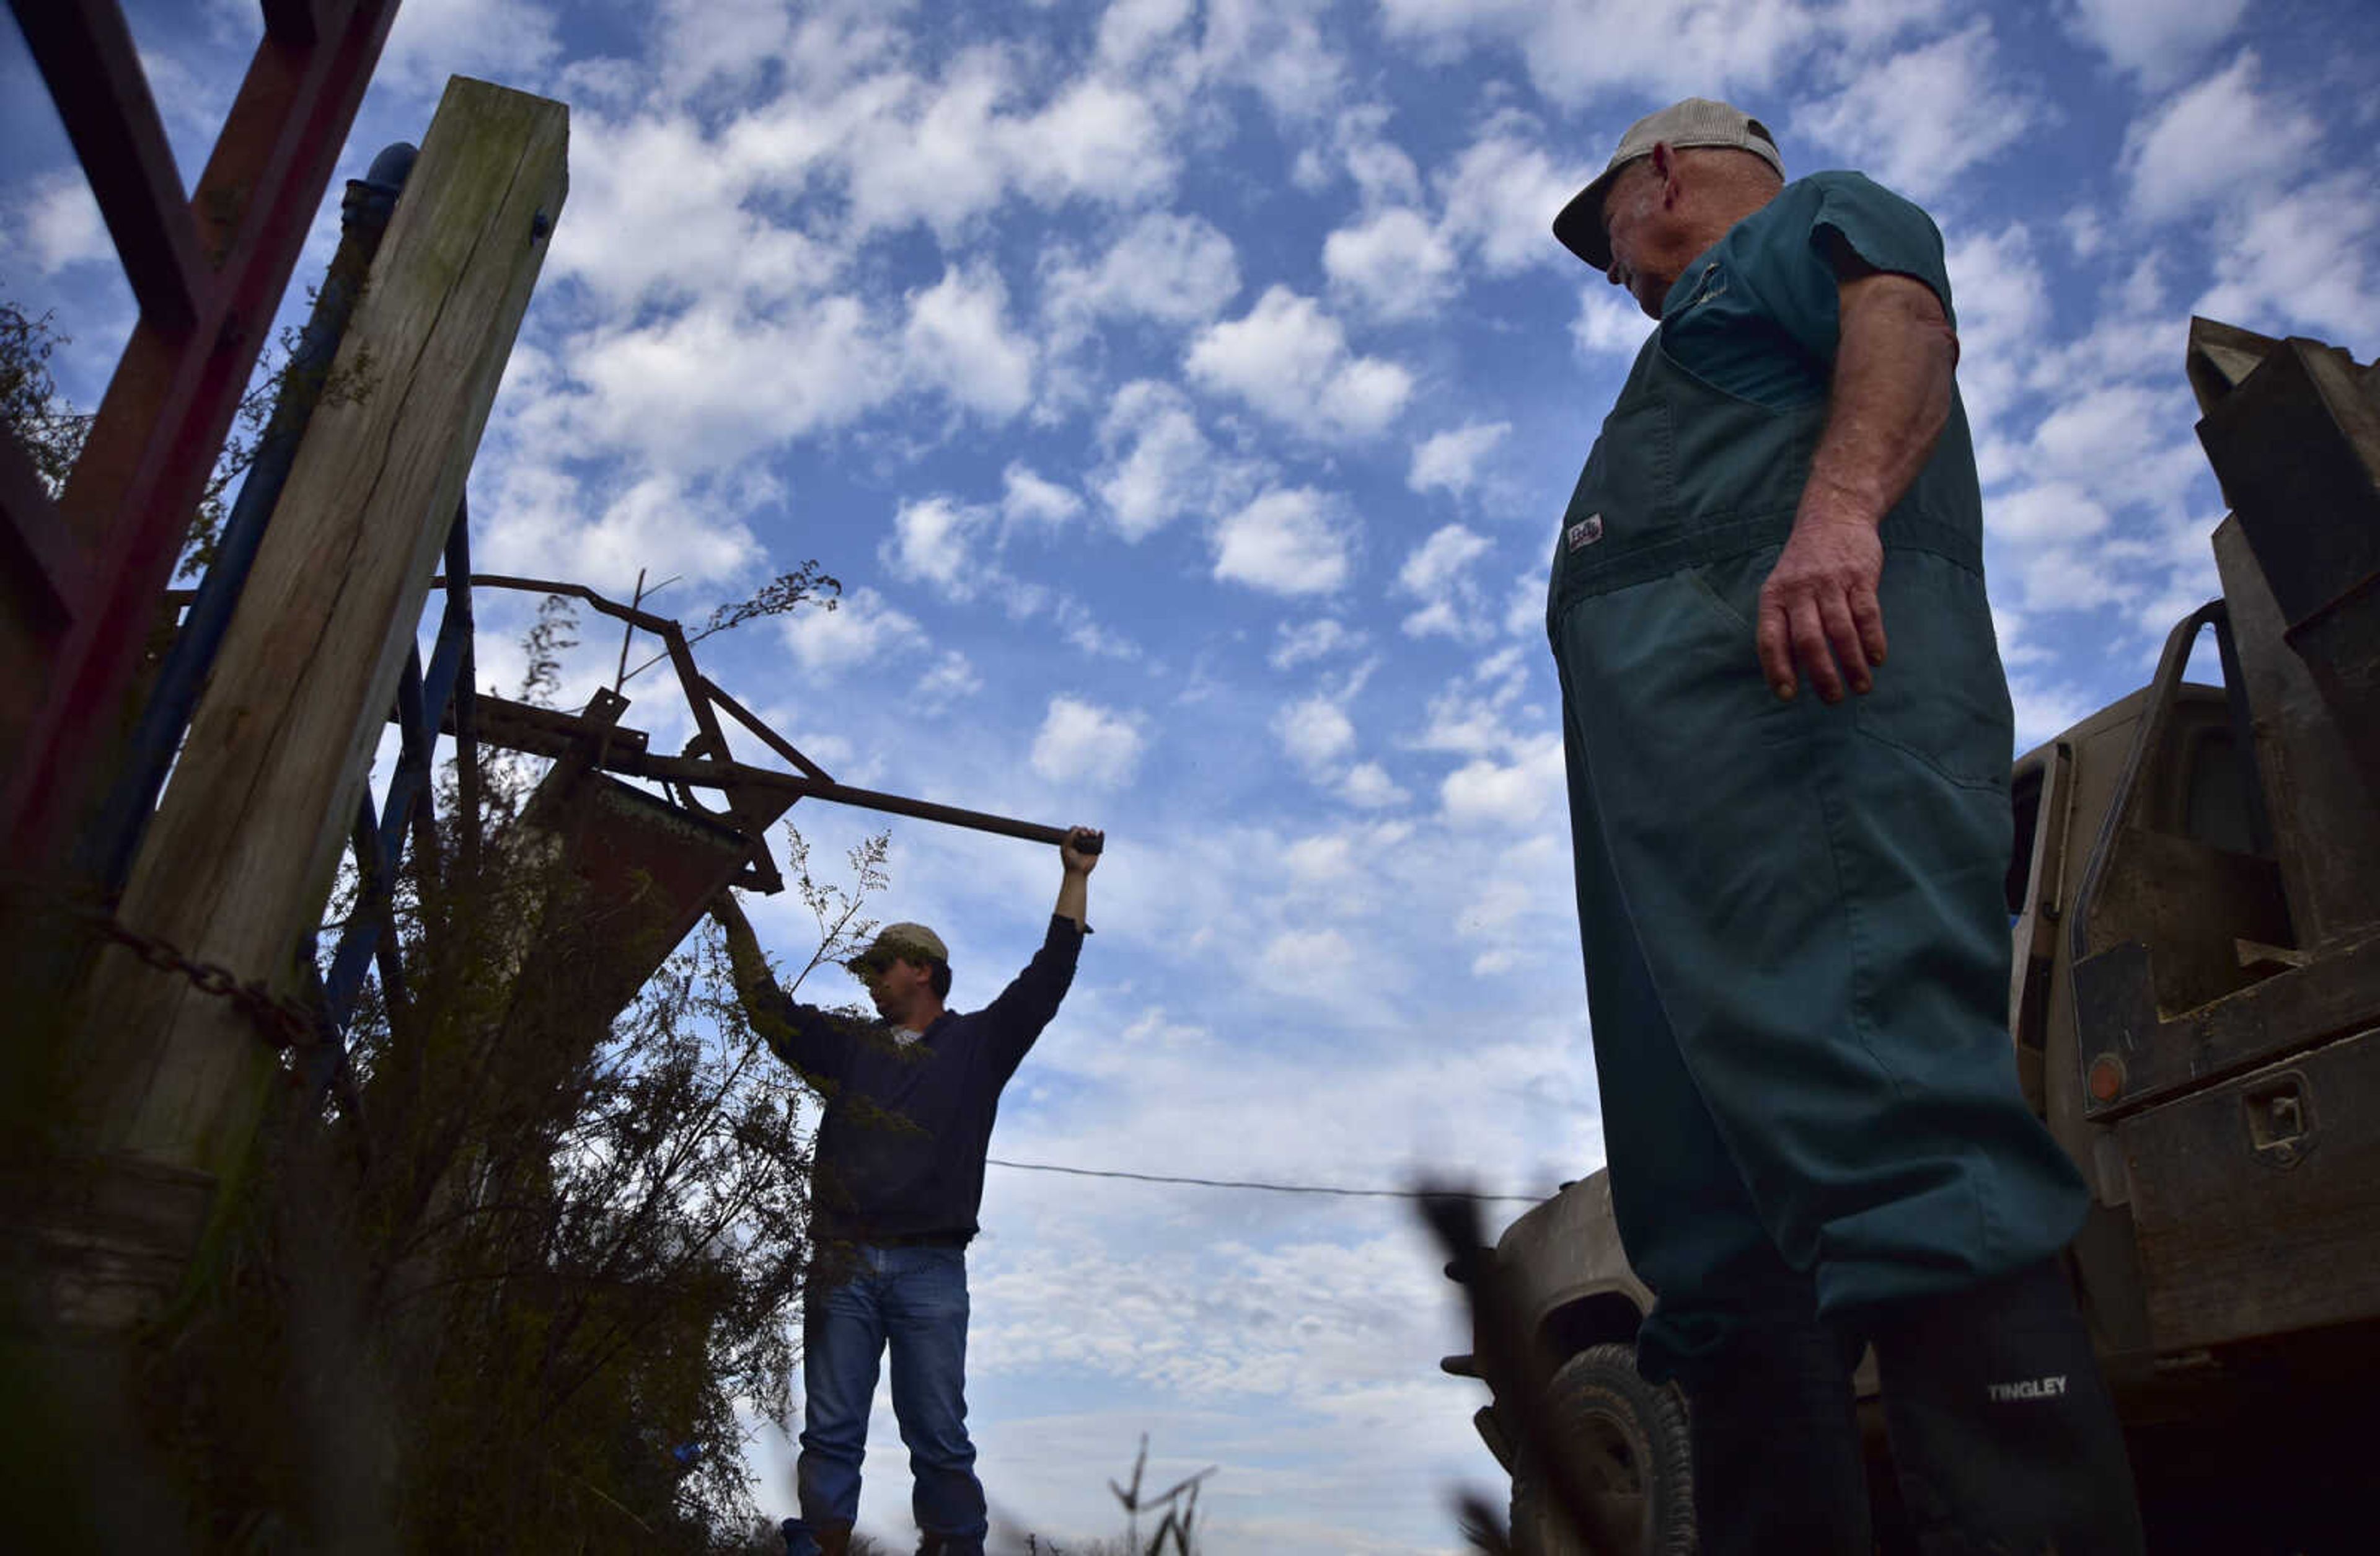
1799, 272, 1959, 531
712, 890, 777, 998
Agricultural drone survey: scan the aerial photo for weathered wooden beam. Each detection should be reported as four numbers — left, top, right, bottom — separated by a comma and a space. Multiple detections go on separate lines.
84, 78, 568, 1211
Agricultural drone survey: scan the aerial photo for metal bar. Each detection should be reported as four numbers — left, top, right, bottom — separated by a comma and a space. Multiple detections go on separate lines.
79, 143, 416, 899
260, 0, 342, 46
447, 691, 1077, 847
322, 793, 386, 1020
2, 0, 403, 877
700, 674, 833, 782
9, 0, 207, 333
445, 508, 482, 878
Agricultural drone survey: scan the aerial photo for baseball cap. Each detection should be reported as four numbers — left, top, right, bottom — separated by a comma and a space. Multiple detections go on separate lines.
847, 922, 949, 973
1553, 97, 1784, 271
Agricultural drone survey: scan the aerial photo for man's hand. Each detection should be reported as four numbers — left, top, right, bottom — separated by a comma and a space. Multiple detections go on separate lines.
1056, 826, 1101, 931
1756, 511, 1886, 704
1759, 266, 1955, 702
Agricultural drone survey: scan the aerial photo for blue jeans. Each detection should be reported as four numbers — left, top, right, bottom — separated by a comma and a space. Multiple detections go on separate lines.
792, 1243, 984, 1555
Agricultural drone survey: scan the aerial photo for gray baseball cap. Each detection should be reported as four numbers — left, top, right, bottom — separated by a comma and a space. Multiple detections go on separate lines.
1553, 97, 1784, 271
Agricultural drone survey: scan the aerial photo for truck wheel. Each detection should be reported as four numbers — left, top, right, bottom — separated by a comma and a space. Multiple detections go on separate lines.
1509, 1343, 1695, 1556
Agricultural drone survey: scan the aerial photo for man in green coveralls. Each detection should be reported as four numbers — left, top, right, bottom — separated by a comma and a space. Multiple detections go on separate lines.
1545, 99, 2143, 1550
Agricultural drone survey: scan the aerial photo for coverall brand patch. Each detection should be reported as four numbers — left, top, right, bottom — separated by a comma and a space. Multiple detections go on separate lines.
1985, 1374, 2068, 1403
1567, 514, 1605, 552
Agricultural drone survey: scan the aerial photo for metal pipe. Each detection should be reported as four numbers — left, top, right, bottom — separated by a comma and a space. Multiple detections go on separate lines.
82, 141, 417, 897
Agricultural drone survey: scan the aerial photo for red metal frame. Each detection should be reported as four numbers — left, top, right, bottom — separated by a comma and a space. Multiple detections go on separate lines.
1, 0, 403, 877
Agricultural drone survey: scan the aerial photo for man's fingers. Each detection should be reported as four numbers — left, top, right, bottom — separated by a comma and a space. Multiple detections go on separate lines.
1756, 594, 1795, 699
1789, 594, 1844, 703
1852, 583, 1888, 668
1818, 588, 1867, 696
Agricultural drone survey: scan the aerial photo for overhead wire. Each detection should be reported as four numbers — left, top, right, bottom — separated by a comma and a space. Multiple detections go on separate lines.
984, 1156, 1553, 1205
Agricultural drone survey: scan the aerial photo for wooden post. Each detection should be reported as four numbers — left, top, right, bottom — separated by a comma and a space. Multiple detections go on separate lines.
70, 79, 568, 1314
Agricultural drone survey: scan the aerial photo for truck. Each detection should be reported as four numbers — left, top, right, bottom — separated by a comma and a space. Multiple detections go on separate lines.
1441, 317, 2380, 1554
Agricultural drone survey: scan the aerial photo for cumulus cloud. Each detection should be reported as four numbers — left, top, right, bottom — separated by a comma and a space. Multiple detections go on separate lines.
1323, 207, 1457, 320
1091, 379, 1247, 539
561, 298, 898, 473
1275, 695, 1357, 773
1439, 733, 1566, 829
1045, 211, 1244, 328
779, 585, 924, 674
917, 649, 985, 704
2123, 50, 2320, 224
1271, 618, 1365, 670
1395, 525, 1497, 641
1794, 20, 2040, 199
1030, 696, 1147, 788
1002, 462, 1085, 528
2061, 0, 2247, 83
1185, 286, 1413, 440
1573, 288, 1654, 356
1374, 0, 1812, 105
904, 263, 1038, 420
882, 495, 994, 599
11, 173, 109, 275
1212, 487, 1355, 595
1436, 112, 1589, 275
1409, 423, 1512, 497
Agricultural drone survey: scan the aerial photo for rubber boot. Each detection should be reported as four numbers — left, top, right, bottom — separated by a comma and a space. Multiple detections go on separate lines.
1681, 1321, 1872, 1556
1869, 1258, 2144, 1555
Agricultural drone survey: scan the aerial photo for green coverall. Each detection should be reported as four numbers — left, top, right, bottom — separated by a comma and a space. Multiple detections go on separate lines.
1545, 172, 2090, 1387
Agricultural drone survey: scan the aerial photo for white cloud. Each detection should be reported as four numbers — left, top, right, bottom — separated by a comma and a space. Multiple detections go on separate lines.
1336, 761, 1409, 809
1436, 113, 1589, 275
2193, 168, 2380, 343
1374, 0, 1813, 105
1440, 734, 1564, 829
1212, 487, 1355, 595
1572, 288, 1654, 356
778, 585, 925, 674
1794, 20, 2040, 199
14, 173, 109, 275
916, 649, 985, 704
1409, 422, 1513, 498
379, 0, 562, 95
2062, 0, 2247, 83
1271, 619, 1365, 670
1396, 525, 1497, 642
904, 263, 1037, 420
1185, 286, 1413, 440
1091, 379, 1246, 539
1276, 696, 1357, 773
2123, 51, 2320, 224
1323, 207, 1457, 320
1031, 696, 1147, 789
1046, 211, 1244, 328
1988, 482, 2114, 547
882, 495, 994, 599
1002, 462, 1085, 529
562, 298, 897, 472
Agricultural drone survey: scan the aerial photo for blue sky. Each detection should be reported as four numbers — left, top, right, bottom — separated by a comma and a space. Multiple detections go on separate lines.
8, 1, 2380, 1549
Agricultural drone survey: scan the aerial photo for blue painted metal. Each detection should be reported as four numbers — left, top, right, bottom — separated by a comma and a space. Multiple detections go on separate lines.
311, 500, 478, 1097
84, 141, 420, 899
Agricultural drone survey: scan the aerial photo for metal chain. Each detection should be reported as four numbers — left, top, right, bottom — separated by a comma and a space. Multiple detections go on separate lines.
2, 869, 323, 1055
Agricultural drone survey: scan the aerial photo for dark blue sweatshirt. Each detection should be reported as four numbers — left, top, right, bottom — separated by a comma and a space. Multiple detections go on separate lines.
742, 915, 1082, 1244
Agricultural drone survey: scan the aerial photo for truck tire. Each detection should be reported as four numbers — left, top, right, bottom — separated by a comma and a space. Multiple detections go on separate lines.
1509, 1343, 1695, 1556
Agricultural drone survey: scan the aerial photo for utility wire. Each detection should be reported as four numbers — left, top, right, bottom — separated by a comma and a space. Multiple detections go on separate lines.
985, 1156, 1551, 1205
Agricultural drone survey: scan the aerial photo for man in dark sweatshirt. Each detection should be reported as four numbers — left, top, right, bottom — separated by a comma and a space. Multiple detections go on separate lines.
711, 826, 1103, 1556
